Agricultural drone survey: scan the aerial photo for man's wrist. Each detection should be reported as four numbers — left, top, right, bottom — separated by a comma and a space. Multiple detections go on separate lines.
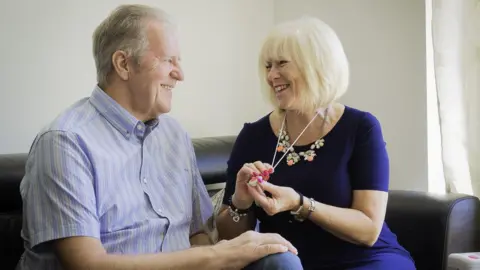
208, 243, 237, 269
195, 245, 225, 269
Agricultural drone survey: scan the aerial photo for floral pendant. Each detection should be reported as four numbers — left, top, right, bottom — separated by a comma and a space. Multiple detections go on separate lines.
280, 138, 325, 166
299, 150, 316, 161
274, 109, 328, 166
286, 152, 300, 166
311, 138, 325, 149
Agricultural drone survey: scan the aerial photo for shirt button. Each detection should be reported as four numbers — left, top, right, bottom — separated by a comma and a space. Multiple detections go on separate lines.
137, 125, 143, 130
143, 178, 148, 184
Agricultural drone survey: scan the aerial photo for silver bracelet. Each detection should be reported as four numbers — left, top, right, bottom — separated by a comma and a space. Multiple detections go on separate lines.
305, 197, 316, 219
228, 205, 249, 222
228, 195, 251, 222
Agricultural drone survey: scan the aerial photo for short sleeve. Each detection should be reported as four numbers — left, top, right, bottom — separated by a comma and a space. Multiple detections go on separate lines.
20, 131, 100, 249
348, 112, 390, 191
185, 133, 214, 236
222, 123, 253, 206
189, 166, 214, 236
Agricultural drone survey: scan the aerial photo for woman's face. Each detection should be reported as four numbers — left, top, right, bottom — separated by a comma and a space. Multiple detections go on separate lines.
266, 59, 304, 110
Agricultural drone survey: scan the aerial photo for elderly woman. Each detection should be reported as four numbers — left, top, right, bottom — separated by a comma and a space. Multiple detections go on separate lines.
216, 16, 416, 270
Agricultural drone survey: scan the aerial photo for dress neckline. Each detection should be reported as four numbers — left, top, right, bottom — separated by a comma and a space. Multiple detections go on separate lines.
267, 105, 349, 149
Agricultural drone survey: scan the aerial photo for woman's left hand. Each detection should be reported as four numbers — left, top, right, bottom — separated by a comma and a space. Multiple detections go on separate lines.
247, 181, 301, 216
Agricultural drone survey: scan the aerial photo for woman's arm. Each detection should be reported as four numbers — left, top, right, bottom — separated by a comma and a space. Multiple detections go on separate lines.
216, 200, 257, 240
216, 124, 258, 240
302, 112, 390, 246
190, 232, 214, 246
298, 190, 388, 246
251, 181, 388, 247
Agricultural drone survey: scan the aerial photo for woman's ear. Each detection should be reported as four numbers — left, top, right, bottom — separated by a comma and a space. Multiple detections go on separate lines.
111, 50, 129, 81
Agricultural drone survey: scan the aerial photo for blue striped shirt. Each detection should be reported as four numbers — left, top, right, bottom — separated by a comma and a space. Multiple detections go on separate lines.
17, 86, 214, 270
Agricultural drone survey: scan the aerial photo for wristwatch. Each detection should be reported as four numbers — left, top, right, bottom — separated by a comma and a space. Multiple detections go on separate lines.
291, 192, 316, 222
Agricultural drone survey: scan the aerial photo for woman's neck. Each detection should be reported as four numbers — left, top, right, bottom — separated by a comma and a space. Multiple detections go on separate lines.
283, 106, 330, 127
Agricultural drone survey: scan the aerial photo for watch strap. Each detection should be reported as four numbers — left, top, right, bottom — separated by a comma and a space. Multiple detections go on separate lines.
290, 191, 304, 216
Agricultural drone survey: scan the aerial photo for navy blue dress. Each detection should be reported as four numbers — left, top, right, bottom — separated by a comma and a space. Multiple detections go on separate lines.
222, 106, 416, 270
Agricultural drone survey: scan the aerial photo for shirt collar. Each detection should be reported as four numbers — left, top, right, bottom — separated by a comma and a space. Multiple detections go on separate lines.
89, 85, 159, 140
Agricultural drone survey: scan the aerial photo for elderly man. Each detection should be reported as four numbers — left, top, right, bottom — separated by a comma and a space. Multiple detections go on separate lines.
15, 4, 301, 270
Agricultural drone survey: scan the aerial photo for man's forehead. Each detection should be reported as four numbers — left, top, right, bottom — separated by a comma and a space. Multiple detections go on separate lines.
146, 21, 179, 55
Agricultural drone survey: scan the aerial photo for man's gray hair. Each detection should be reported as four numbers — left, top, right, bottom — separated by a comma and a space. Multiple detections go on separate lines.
92, 4, 175, 87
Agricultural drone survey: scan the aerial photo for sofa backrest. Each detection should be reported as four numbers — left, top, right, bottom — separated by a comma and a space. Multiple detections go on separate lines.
0, 153, 26, 269
191, 136, 236, 192
0, 153, 25, 214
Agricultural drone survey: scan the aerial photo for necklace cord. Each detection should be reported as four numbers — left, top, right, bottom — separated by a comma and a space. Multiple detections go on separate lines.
271, 108, 329, 170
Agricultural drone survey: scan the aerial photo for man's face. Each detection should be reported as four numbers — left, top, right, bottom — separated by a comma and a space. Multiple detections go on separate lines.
127, 21, 184, 118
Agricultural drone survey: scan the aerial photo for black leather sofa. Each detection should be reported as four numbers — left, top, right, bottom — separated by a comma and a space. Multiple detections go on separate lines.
1, 136, 479, 270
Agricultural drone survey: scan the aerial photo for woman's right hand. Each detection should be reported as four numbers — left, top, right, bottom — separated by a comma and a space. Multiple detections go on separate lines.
233, 161, 273, 209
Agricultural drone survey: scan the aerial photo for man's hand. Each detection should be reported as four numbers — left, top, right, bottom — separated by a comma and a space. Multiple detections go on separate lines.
212, 231, 297, 269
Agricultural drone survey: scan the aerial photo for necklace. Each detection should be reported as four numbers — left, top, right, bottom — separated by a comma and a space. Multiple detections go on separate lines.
271, 107, 329, 168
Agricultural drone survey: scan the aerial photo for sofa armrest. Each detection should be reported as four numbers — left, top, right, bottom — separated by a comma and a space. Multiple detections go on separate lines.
385, 190, 480, 270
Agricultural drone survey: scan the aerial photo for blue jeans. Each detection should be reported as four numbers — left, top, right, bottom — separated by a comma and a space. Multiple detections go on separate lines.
244, 252, 303, 270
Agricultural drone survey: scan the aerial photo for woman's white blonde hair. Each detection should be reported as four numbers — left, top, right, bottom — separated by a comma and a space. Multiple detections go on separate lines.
258, 16, 350, 113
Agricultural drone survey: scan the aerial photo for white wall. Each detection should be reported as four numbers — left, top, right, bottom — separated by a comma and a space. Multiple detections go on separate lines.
0, 0, 274, 154
0, 0, 428, 191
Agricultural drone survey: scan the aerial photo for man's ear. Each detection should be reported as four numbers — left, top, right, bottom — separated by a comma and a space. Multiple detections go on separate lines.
112, 50, 129, 81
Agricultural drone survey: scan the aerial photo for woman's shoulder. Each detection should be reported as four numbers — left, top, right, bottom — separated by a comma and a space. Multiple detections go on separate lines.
238, 111, 274, 134
231, 112, 275, 151
343, 105, 383, 131
228, 112, 274, 162
342, 105, 385, 145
